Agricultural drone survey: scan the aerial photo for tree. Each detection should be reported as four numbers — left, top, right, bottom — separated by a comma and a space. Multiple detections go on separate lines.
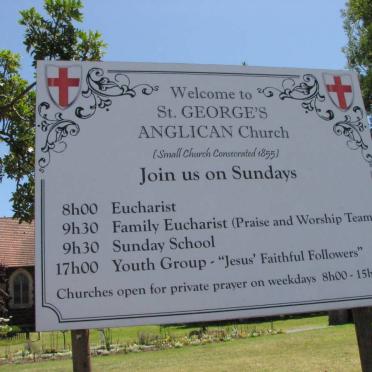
342, 0, 372, 114
0, 51, 35, 222
0, 0, 106, 222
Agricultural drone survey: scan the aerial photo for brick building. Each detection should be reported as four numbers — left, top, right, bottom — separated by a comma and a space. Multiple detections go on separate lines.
0, 218, 35, 330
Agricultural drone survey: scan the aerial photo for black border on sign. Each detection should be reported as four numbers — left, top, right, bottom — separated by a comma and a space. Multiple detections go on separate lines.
38, 67, 371, 324
107, 70, 301, 78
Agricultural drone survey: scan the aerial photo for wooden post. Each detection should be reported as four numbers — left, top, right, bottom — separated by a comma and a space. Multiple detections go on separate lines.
329, 309, 352, 325
71, 329, 91, 372
352, 307, 372, 372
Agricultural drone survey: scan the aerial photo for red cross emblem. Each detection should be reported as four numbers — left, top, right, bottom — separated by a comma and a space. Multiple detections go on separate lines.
323, 73, 353, 111
46, 65, 82, 109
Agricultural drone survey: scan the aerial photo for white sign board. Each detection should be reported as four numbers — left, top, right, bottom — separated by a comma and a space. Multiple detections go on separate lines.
35, 61, 372, 331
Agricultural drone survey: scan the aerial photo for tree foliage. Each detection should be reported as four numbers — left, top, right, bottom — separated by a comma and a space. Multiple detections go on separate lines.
342, 0, 372, 113
0, 51, 35, 222
19, 0, 106, 66
0, 0, 106, 222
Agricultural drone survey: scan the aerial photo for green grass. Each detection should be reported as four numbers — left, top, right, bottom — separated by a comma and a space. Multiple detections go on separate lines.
0, 315, 329, 358
3, 323, 360, 371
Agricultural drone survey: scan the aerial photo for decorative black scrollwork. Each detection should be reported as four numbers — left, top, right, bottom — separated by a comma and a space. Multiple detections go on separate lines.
258, 74, 372, 165
75, 68, 159, 119
37, 102, 80, 172
333, 106, 372, 164
37, 68, 159, 171
257, 74, 334, 121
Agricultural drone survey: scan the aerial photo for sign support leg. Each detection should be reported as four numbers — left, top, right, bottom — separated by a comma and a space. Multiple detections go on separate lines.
352, 307, 372, 372
71, 329, 91, 372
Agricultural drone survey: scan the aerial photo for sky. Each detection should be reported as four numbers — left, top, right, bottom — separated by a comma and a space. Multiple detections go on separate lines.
0, 0, 349, 217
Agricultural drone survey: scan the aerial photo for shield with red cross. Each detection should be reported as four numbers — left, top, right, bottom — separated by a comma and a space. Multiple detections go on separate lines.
323, 73, 354, 112
46, 65, 82, 110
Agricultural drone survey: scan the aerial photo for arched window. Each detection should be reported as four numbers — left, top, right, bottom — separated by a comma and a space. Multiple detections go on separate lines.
9, 269, 33, 309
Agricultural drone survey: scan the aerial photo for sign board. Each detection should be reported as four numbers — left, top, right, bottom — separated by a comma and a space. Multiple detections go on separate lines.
35, 61, 372, 331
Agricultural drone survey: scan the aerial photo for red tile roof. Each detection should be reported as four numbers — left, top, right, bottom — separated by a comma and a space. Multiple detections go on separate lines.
0, 218, 34, 267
